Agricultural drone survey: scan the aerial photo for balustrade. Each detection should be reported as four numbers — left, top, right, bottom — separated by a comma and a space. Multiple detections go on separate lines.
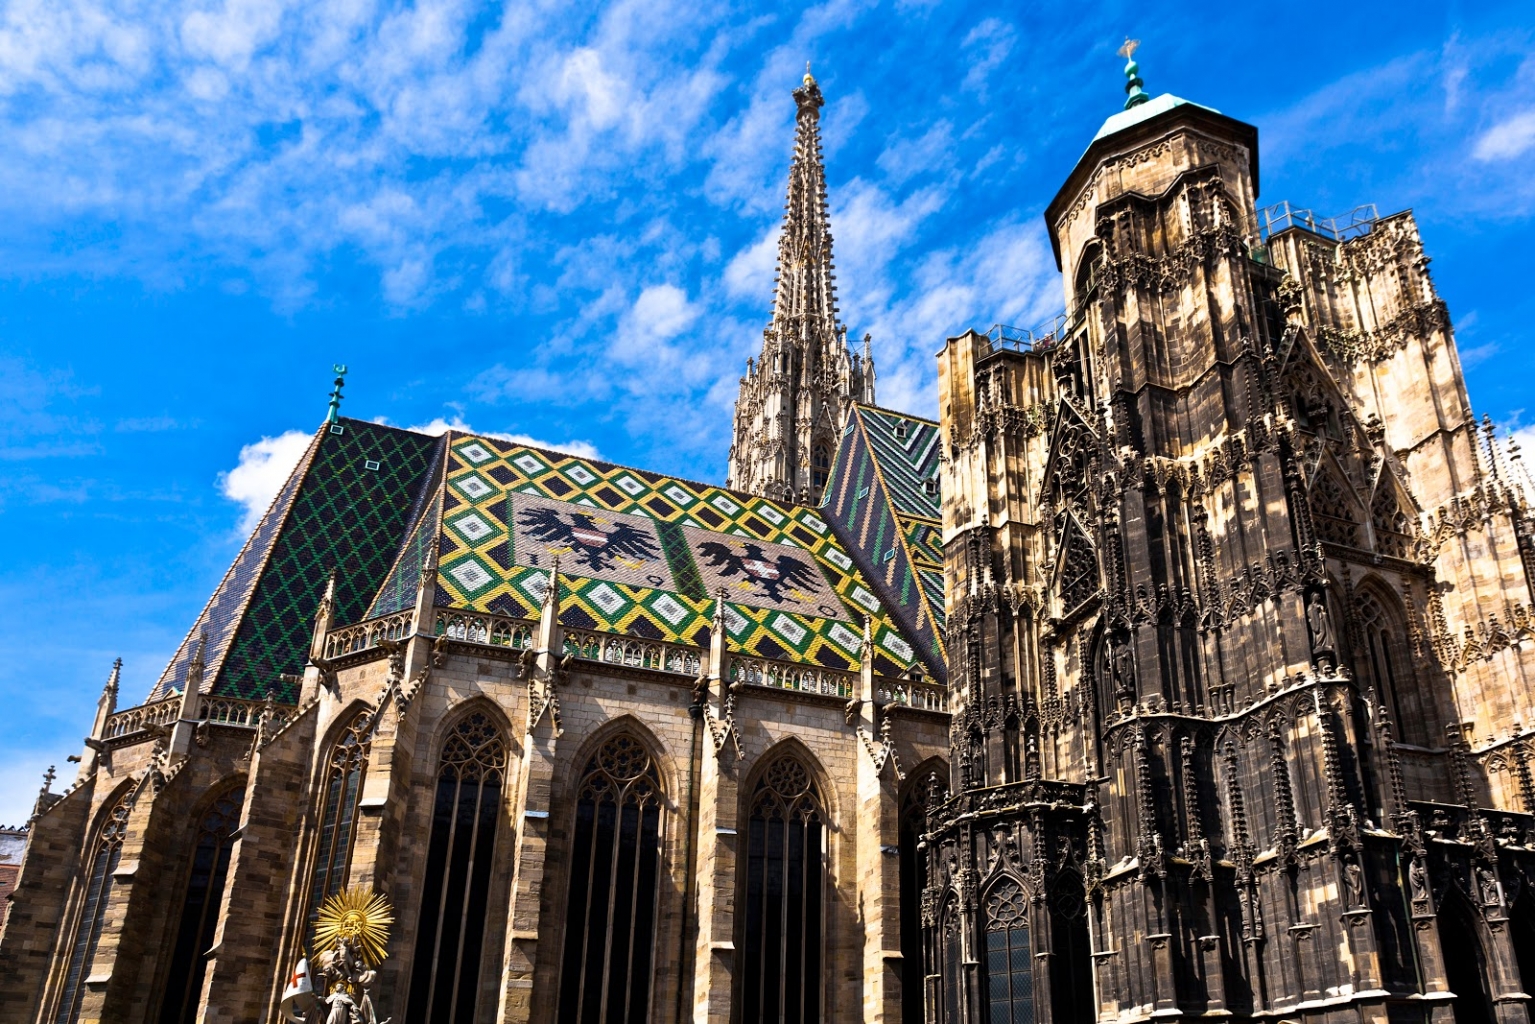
323, 610, 413, 658
730, 658, 854, 698
103, 693, 294, 739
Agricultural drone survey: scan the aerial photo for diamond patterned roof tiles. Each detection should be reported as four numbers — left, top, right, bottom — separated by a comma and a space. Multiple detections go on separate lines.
423, 432, 925, 677
149, 419, 440, 703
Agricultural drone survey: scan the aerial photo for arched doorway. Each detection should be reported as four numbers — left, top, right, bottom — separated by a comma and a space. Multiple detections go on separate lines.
1439, 892, 1496, 1024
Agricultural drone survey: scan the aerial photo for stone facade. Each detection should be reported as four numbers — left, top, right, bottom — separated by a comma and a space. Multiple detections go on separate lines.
4, 72, 1535, 1024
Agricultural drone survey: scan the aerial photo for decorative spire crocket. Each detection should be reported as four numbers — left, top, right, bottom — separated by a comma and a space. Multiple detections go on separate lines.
726, 67, 875, 504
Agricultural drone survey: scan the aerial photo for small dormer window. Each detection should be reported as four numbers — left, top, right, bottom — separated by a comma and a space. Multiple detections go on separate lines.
894, 421, 908, 439
923, 477, 938, 497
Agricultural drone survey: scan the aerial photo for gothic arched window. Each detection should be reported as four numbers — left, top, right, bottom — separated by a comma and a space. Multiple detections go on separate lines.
741, 754, 826, 1023
899, 770, 943, 1024
309, 710, 371, 933
939, 895, 963, 1024
812, 443, 832, 493
1355, 588, 1436, 747
53, 794, 130, 1024
158, 789, 243, 1024
985, 878, 1034, 1022
557, 735, 664, 1024
408, 711, 507, 1024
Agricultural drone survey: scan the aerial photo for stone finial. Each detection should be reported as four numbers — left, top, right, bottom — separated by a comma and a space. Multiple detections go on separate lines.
311, 571, 337, 662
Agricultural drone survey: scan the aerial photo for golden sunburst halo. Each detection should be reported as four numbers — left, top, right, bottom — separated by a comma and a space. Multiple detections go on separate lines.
314, 886, 394, 966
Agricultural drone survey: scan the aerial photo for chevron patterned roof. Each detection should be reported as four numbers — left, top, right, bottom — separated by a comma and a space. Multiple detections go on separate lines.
819, 405, 946, 680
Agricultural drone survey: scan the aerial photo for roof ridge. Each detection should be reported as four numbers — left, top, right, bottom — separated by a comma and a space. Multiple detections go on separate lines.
148, 424, 326, 700
854, 402, 938, 426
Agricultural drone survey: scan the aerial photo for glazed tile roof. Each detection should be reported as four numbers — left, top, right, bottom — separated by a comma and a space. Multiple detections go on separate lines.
820, 406, 946, 679
384, 432, 927, 678
150, 419, 441, 703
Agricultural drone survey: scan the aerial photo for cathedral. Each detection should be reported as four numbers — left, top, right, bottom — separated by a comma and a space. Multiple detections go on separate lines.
5, 51, 1535, 1024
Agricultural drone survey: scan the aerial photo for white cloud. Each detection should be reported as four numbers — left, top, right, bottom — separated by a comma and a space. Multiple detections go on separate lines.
1473, 109, 1535, 161
724, 226, 777, 299
405, 416, 602, 460
219, 429, 311, 532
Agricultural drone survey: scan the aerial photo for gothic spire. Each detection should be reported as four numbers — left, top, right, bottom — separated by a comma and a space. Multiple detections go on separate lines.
726, 67, 873, 502
771, 66, 842, 347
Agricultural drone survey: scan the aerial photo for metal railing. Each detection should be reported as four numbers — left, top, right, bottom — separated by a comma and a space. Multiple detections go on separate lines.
1258, 201, 1378, 242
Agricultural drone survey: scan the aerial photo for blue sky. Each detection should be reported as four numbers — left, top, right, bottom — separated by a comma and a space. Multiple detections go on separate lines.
3, 0, 1534, 823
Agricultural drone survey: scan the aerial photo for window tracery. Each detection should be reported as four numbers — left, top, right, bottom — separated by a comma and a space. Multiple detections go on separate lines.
557, 735, 664, 1024
407, 711, 507, 1023
308, 709, 371, 932
742, 753, 826, 1023
1354, 588, 1435, 746
158, 789, 243, 1024
53, 794, 131, 1024
984, 878, 1035, 1023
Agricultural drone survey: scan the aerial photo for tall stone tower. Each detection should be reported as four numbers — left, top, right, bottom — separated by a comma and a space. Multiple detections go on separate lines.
923, 47, 1535, 1024
726, 69, 875, 503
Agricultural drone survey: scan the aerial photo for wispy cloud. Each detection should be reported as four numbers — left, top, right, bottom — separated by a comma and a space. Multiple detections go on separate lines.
1474, 108, 1535, 161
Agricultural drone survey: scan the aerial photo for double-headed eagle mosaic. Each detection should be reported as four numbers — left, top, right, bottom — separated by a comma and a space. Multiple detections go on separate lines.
697, 541, 821, 602
518, 507, 661, 573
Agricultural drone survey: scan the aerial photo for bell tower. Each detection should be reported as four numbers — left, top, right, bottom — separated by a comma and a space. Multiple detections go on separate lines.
726, 68, 875, 503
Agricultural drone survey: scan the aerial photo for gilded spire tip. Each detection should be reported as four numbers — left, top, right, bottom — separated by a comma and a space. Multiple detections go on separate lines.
804, 60, 814, 86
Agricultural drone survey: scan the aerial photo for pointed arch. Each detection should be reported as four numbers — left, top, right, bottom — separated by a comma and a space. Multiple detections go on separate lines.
556, 727, 667, 1024
407, 706, 509, 1024
305, 703, 375, 936
1369, 470, 1418, 559
1439, 889, 1497, 1024
156, 781, 245, 1024
938, 891, 964, 1024
1048, 868, 1093, 1024
982, 874, 1035, 1021
1352, 579, 1439, 747
739, 745, 830, 1024
1308, 456, 1365, 548
51, 785, 134, 1024
898, 762, 947, 1024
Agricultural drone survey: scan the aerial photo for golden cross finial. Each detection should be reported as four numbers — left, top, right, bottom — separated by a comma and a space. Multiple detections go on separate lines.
1118, 38, 1140, 60
803, 60, 815, 85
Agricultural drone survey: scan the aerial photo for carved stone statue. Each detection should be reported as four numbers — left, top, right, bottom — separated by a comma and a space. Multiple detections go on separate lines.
1409, 855, 1430, 902
1306, 592, 1336, 661
1112, 640, 1136, 698
1343, 855, 1365, 908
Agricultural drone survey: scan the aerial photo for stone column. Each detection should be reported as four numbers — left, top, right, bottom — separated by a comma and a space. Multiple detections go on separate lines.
497, 563, 564, 1024
856, 623, 902, 1021
691, 597, 740, 1024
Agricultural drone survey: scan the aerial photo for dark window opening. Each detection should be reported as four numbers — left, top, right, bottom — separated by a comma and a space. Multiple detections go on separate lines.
54, 796, 131, 1024
985, 880, 1035, 1024
812, 445, 832, 494
558, 736, 664, 1024
408, 712, 507, 1024
899, 772, 944, 1024
742, 754, 826, 1024
308, 710, 372, 937
158, 789, 243, 1024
